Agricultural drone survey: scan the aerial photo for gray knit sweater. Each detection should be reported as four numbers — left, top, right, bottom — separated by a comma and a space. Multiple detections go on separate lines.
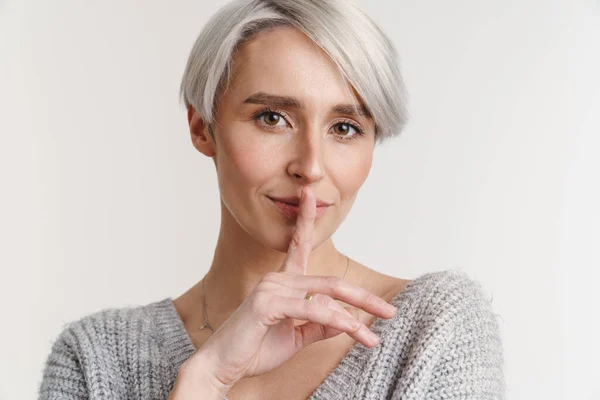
38, 270, 505, 399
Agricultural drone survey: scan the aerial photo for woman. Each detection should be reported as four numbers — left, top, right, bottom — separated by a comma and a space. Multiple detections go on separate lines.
38, 0, 505, 399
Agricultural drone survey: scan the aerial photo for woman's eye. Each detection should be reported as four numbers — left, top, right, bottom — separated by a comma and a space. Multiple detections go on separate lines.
333, 122, 362, 139
257, 111, 288, 127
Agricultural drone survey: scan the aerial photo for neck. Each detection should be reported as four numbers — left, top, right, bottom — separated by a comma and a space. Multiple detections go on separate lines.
199, 201, 349, 331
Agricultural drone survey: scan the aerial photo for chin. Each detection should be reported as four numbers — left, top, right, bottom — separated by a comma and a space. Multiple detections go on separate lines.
264, 226, 309, 254
251, 221, 326, 254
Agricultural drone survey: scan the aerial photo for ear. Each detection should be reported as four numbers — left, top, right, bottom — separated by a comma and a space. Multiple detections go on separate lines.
187, 104, 216, 157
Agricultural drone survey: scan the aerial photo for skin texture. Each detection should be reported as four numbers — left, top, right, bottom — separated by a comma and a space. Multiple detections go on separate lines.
179, 25, 381, 348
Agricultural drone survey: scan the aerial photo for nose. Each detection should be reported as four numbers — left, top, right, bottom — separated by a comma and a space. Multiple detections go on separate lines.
286, 131, 326, 185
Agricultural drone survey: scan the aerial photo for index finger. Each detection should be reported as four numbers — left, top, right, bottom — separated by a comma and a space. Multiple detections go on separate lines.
280, 186, 316, 275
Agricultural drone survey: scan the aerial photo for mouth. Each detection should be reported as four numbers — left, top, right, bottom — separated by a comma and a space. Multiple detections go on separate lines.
266, 196, 331, 220
267, 195, 332, 207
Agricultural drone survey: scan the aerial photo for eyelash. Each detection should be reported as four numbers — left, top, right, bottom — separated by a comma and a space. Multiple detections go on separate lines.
251, 107, 365, 141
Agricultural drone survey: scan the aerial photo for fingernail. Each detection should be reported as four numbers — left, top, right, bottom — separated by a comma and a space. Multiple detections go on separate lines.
301, 187, 306, 201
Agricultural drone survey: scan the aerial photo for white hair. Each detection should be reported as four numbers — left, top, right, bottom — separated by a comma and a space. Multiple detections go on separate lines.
179, 0, 408, 143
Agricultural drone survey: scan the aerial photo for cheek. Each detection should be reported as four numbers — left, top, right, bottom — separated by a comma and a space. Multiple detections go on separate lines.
332, 148, 373, 196
216, 131, 285, 197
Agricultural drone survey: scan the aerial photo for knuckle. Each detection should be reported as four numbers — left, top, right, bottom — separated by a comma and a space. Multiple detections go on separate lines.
347, 306, 360, 319
262, 271, 280, 283
363, 290, 377, 306
316, 294, 333, 307
332, 311, 354, 329
289, 234, 301, 249
255, 281, 277, 294
325, 275, 344, 290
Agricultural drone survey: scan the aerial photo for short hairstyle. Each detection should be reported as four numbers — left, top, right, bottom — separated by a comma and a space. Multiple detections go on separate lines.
179, 0, 408, 143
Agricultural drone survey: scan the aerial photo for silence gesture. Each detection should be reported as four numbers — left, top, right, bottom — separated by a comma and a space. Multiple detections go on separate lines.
172, 186, 397, 396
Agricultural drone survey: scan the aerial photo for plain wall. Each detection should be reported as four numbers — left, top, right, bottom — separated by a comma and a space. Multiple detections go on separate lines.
1, 1, 598, 399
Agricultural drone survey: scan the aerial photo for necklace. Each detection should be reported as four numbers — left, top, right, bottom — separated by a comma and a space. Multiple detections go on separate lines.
199, 255, 351, 333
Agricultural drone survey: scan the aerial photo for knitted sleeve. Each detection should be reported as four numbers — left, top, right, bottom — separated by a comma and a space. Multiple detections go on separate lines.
426, 274, 506, 399
38, 325, 89, 400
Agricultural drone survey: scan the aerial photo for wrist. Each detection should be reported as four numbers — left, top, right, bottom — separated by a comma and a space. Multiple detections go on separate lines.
178, 351, 233, 398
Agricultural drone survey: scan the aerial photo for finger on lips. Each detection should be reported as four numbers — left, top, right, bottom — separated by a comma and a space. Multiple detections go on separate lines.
282, 186, 316, 275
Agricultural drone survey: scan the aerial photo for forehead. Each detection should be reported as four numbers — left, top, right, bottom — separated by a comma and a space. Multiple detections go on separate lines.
227, 26, 361, 107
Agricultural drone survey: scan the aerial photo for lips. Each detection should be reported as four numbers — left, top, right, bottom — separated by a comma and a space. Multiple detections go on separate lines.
268, 195, 332, 207
266, 196, 331, 220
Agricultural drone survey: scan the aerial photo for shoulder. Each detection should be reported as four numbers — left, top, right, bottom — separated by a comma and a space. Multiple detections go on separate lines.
391, 269, 504, 363
39, 298, 170, 399
60, 299, 154, 334
48, 298, 170, 357
390, 269, 497, 321
383, 269, 503, 349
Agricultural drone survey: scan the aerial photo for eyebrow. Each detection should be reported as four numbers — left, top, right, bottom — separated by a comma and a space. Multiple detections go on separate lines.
243, 91, 372, 119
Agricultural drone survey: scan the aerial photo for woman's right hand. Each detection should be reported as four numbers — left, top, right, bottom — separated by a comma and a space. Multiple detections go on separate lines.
179, 186, 397, 394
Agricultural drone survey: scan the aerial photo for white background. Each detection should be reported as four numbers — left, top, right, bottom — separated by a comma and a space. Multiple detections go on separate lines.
1, 1, 599, 399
